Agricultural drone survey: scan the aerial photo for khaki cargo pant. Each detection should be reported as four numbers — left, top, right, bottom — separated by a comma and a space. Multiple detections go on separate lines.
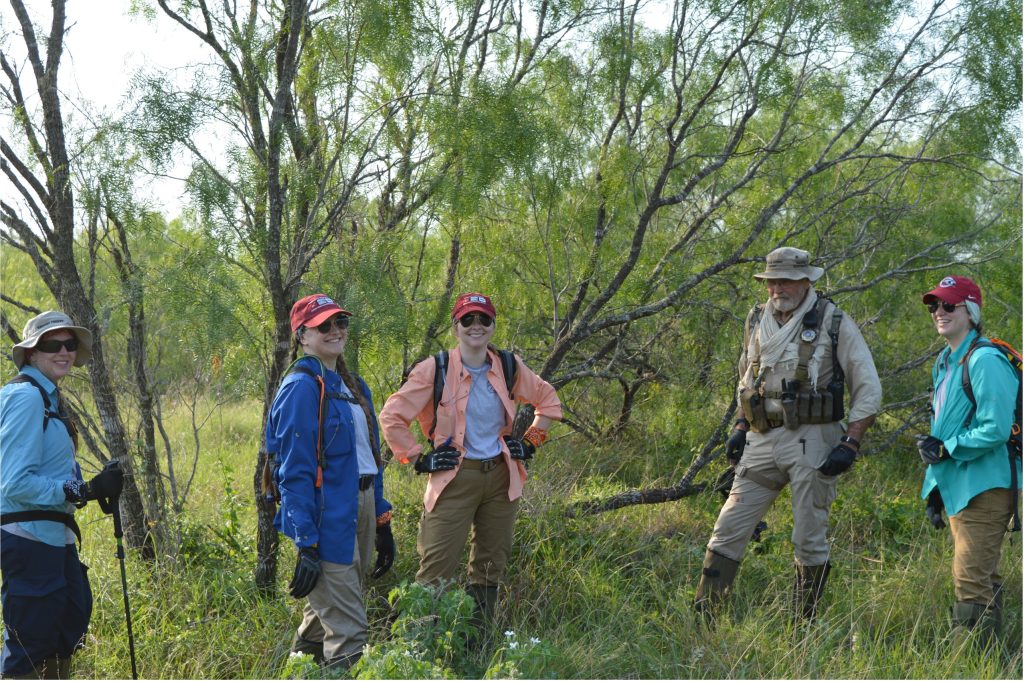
296, 485, 376, 661
416, 457, 519, 587
707, 421, 843, 566
948, 487, 1013, 605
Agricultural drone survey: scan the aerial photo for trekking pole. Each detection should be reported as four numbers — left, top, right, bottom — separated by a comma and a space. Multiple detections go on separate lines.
98, 462, 138, 680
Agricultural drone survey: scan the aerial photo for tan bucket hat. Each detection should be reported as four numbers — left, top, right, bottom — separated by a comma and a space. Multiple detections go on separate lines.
12, 311, 93, 369
752, 247, 824, 282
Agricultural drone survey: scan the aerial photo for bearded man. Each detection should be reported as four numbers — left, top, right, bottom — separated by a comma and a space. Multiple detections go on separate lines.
695, 247, 882, 622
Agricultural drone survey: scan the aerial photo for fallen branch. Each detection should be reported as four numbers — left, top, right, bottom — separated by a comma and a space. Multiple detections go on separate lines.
565, 400, 737, 517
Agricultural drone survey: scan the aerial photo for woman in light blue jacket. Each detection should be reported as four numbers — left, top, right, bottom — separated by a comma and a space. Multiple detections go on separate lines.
916, 276, 1021, 644
1, 311, 122, 678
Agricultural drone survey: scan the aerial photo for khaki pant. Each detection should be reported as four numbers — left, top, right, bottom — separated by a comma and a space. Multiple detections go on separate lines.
416, 457, 519, 587
948, 487, 1012, 605
708, 421, 842, 565
296, 486, 376, 661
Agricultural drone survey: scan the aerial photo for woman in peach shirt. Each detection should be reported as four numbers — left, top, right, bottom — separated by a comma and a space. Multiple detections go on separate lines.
379, 292, 561, 628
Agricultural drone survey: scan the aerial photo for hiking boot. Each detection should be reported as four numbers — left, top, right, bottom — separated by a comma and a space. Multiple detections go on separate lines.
290, 632, 325, 665
793, 562, 831, 622
694, 550, 740, 622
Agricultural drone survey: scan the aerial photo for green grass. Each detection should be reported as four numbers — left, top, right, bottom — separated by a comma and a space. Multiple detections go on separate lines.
21, 399, 1024, 678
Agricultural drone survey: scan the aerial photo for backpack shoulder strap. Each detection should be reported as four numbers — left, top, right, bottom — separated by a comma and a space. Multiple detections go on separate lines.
287, 364, 327, 489
427, 350, 448, 442
746, 304, 764, 379
6, 374, 56, 430
959, 337, 993, 412
794, 295, 832, 383
498, 349, 517, 400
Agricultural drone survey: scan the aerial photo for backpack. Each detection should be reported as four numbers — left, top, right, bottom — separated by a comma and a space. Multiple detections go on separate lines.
959, 336, 1023, 531
402, 348, 518, 442
260, 364, 362, 506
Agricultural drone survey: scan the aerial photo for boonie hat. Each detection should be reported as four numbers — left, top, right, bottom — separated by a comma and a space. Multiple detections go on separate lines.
12, 311, 93, 369
753, 247, 824, 282
290, 294, 352, 333
922, 275, 982, 307
451, 292, 496, 320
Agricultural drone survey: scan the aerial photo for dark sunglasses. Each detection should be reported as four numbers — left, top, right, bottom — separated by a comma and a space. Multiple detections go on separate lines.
927, 301, 964, 314
458, 313, 493, 328
313, 316, 349, 333
35, 338, 79, 353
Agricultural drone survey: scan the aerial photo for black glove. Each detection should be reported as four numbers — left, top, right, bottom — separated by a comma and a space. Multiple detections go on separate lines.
925, 490, 946, 529
288, 546, 321, 598
63, 460, 124, 504
371, 522, 396, 579
414, 446, 460, 474
817, 443, 857, 476
916, 435, 949, 465
726, 428, 747, 465
504, 436, 535, 461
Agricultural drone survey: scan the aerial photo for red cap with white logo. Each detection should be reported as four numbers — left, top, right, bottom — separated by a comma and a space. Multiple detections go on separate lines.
290, 294, 352, 332
922, 276, 982, 307
451, 292, 497, 320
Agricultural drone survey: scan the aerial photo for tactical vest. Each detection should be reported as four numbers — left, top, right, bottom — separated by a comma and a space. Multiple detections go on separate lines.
739, 294, 845, 433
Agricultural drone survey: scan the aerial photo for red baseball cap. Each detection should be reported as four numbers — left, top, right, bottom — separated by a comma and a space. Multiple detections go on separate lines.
290, 293, 352, 332
451, 292, 496, 321
922, 275, 982, 307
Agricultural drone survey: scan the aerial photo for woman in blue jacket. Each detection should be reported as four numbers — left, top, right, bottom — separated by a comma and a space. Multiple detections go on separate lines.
916, 276, 1021, 645
266, 294, 394, 671
1, 311, 122, 679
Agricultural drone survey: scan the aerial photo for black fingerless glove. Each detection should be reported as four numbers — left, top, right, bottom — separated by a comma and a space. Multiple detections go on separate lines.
414, 446, 460, 474
503, 436, 535, 461
63, 461, 124, 504
916, 435, 949, 465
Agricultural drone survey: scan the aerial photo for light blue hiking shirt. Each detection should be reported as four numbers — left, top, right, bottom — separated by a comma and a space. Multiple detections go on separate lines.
0, 366, 82, 547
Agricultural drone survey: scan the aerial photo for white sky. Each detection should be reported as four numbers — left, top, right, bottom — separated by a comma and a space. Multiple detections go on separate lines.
1, 0, 206, 219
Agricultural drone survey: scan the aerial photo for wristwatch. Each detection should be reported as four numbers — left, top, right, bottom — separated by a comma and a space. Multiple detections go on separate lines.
840, 435, 860, 447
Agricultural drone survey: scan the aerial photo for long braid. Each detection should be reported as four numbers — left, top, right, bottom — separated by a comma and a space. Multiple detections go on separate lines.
336, 355, 381, 468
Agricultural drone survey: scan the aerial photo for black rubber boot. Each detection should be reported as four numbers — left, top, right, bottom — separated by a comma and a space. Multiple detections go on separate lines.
322, 651, 362, 673
694, 549, 740, 622
793, 562, 831, 622
951, 600, 998, 649
467, 584, 499, 628
290, 632, 325, 665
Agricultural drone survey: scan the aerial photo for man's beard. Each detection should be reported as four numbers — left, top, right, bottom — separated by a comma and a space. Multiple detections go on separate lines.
772, 295, 801, 313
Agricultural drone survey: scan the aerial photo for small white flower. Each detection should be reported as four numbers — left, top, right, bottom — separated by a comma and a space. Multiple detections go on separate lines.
504, 630, 515, 638
529, 637, 541, 645
288, 651, 304, 659
509, 641, 519, 650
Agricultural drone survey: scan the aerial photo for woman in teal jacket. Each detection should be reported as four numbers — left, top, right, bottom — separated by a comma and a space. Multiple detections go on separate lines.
266, 294, 394, 671
916, 276, 1020, 644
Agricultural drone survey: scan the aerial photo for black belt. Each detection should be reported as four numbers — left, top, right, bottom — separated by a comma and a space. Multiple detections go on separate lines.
359, 475, 375, 491
0, 511, 82, 545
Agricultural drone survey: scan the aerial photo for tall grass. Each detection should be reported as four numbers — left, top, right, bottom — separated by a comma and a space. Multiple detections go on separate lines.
32, 399, 1023, 678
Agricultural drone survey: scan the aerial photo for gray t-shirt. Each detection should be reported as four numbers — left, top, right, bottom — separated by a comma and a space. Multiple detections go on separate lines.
462, 362, 504, 460
337, 383, 379, 476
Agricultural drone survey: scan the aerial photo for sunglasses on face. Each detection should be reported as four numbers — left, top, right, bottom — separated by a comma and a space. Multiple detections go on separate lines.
927, 301, 964, 314
313, 316, 349, 333
35, 338, 79, 353
458, 313, 493, 328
